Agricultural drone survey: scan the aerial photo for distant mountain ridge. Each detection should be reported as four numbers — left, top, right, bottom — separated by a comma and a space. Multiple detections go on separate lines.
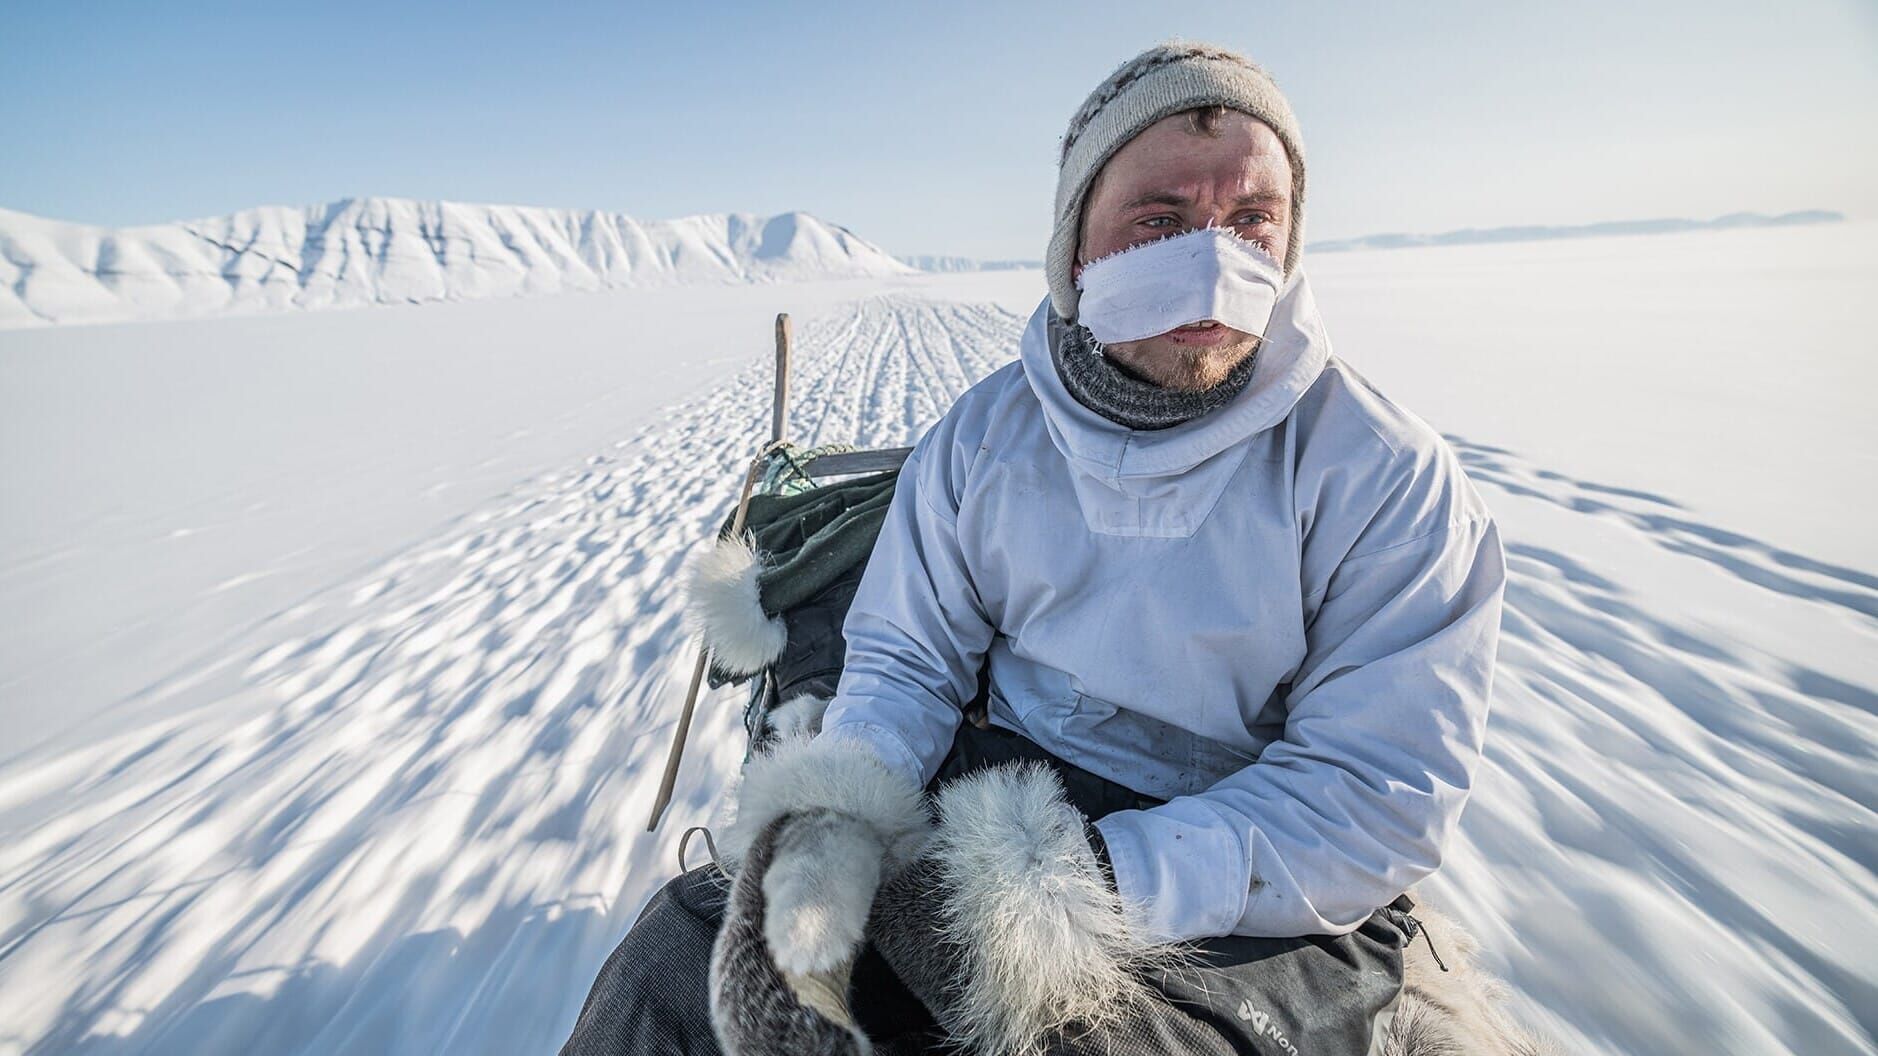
0, 197, 915, 328
3, 201, 1848, 326
1306, 209, 1844, 254
895, 254, 1043, 273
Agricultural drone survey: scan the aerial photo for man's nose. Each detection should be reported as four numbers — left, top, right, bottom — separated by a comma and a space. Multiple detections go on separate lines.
1191, 209, 1236, 232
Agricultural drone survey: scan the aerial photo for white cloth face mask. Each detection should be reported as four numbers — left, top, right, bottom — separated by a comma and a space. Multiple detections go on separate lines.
1072, 225, 1284, 345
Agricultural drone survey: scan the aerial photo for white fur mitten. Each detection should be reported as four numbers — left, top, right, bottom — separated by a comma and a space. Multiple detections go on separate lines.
708, 731, 932, 1054
866, 761, 1196, 1056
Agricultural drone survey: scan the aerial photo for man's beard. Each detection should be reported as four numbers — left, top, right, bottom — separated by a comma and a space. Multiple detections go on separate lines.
1100, 333, 1261, 392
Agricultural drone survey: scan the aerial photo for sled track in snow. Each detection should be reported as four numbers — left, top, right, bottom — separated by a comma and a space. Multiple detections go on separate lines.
0, 292, 1871, 1055
0, 294, 1022, 1055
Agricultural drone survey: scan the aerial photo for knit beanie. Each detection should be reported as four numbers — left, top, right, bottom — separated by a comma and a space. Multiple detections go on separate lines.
1047, 40, 1307, 324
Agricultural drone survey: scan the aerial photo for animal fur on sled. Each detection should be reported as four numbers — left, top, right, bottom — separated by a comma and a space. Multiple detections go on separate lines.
1378, 894, 1561, 1056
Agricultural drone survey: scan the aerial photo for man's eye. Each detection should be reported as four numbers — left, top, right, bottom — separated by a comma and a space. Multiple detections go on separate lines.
1142, 214, 1273, 230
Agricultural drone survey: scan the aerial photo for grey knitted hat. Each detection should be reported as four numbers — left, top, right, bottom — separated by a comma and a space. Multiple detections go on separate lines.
1048, 40, 1307, 323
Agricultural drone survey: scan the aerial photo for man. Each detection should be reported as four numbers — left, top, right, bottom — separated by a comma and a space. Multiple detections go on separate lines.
563, 40, 1518, 1056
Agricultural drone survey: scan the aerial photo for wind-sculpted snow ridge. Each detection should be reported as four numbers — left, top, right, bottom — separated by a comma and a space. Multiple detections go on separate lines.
1420, 436, 1877, 1055
0, 198, 917, 329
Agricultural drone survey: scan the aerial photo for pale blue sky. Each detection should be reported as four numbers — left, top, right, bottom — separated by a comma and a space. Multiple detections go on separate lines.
3, 0, 1873, 260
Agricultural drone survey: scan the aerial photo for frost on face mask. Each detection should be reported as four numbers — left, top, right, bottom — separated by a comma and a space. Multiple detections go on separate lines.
1073, 225, 1285, 345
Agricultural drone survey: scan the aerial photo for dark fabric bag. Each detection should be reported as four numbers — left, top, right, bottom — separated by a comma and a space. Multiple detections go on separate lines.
704, 467, 899, 694
700, 467, 902, 756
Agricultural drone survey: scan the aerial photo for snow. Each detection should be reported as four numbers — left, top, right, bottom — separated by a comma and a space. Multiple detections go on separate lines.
0, 198, 916, 329
1, 219, 1873, 1054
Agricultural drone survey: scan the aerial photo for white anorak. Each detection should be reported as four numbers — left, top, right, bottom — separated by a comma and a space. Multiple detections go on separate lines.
817, 267, 1507, 943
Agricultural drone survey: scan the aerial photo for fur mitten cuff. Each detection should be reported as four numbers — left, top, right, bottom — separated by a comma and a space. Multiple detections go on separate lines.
870, 761, 1196, 1055
717, 730, 932, 872
683, 531, 786, 677
715, 731, 932, 978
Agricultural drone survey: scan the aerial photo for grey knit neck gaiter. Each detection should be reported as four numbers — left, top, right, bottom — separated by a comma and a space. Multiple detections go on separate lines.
1047, 306, 1258, 431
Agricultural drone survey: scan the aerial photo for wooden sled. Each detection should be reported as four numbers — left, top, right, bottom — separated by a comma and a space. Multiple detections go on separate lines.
647, 313, 911, 832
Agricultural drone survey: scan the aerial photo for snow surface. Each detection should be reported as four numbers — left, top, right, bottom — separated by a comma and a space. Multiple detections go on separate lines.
0, 220, 1873, 1054
0, 198, 915, 329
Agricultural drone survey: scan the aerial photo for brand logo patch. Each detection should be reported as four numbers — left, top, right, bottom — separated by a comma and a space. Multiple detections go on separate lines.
1235, 999, 1302, 1055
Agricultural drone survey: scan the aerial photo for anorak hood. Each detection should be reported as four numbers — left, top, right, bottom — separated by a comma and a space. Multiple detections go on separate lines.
1019, 264, 1331, 492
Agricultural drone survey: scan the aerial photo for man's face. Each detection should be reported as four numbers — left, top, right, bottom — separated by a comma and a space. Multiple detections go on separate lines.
1072, 110, 1292, 392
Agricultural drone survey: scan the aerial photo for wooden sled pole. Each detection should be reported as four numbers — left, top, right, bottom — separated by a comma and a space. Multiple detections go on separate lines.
772, 314, 791, 443
646, 314, 793, 832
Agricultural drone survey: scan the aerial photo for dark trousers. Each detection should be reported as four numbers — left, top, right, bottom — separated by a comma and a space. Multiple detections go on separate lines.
559, 720, 1416, 1054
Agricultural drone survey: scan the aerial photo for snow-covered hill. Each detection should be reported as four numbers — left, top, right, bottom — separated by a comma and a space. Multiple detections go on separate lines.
0, 198, 916, 328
